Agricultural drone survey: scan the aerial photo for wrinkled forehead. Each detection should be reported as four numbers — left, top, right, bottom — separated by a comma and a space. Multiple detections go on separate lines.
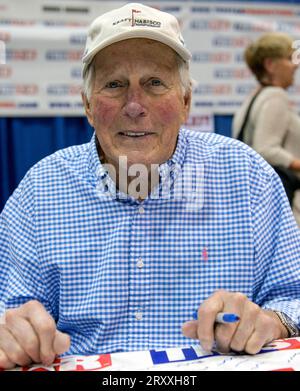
93, 38, 179, 69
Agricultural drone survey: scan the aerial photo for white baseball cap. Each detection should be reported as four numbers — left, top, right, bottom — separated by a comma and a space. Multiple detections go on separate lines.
82, 2, 191, 76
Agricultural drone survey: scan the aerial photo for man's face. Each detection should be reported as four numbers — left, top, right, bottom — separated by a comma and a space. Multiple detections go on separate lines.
83, 38, 191, 171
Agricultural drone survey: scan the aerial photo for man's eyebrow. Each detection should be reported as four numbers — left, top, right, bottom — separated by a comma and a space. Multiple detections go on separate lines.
95, 70, 121, 82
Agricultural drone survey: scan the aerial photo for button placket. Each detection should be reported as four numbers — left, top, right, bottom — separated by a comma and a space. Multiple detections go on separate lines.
128, 203, 149, 338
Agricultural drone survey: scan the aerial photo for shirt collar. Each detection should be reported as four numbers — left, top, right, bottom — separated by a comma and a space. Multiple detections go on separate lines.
158, 129, 186, 179
87, 129, 187, 201
87, 133, 101, 182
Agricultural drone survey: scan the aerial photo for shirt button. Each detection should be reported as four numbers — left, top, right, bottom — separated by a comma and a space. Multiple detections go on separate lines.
135, 311, 143, 320
137, 258, 144, 268
138, 206, 145, 214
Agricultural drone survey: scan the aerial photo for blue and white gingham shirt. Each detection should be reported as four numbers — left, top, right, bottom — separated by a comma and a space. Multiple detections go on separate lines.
1, 129, 300, 355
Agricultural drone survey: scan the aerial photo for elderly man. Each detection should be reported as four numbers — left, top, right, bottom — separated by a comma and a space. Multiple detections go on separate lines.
0, 3, 300, 369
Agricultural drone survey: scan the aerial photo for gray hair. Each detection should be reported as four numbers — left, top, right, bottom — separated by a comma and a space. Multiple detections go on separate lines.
82, 53, 192, 101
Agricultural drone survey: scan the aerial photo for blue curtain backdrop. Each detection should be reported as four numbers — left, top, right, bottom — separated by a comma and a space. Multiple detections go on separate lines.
0, 117, 94, 210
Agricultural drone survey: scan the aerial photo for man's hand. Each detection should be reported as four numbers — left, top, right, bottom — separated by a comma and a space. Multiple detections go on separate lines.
182, 290, 288, 354
0, 300, 70, 369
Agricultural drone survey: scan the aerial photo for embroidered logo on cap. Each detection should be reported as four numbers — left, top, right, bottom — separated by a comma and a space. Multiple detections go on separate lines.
131, 9, 141, 26
113, 8, 161, 28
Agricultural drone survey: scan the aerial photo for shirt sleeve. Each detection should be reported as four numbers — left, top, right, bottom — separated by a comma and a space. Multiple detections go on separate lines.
0, 180, 56, 319
251, 164, 300, 325
252, 91, 295, 167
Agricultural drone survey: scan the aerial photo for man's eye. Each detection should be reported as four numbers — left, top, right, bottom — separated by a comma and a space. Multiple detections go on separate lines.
150, 79, 163, 86
105, 81, 122, 89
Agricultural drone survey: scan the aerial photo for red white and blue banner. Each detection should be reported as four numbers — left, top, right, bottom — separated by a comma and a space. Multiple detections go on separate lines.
5, 338, 300, 371
1, 0, 300, 131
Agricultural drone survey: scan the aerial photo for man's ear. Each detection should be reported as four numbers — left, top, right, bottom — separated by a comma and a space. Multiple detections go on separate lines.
81, 92, 94, 128
183, 90, 192, 123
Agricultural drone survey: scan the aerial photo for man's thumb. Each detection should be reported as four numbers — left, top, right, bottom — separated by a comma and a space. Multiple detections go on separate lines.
53, 331, 71, 355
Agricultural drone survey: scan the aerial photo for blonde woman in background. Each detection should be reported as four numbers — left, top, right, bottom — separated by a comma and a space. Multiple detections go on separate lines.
232, 32, 300, 226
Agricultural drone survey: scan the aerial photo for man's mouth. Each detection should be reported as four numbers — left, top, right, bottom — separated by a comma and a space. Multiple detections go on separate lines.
119, 131, 154, 138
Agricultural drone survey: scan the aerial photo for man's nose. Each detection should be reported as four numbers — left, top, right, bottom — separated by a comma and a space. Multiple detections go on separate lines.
124, 102, 145, 118
123, 89, 146, 119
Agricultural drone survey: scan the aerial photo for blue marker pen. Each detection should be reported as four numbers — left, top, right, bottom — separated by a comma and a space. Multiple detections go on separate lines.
193, 310, 240, 324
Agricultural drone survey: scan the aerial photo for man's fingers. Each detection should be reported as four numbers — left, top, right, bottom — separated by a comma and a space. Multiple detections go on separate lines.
181, 320, 198, 339
181, 320, 214, 352
242, 311, 281, 355
229, 305, 258, 352
242, 320, 272, 355
0, 325, 32, 367
182, 291, 288, 357
4, 312, 40, 363
195, 291, 226, 351
0, 301, 70, 368
53, 331, 71, 355
214, 323, 238, 353
0, 349, 15, 370
16, 301, 57, 365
